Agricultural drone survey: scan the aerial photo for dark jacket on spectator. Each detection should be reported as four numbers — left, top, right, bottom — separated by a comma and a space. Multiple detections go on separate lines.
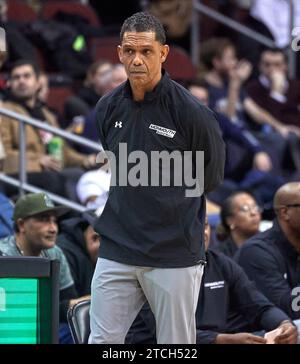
235, 219, 300, 319
57, 217, 96, 296
216, 235, 239, 258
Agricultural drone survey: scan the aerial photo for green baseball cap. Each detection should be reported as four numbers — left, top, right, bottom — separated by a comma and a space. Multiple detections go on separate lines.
13, 193, 69, 221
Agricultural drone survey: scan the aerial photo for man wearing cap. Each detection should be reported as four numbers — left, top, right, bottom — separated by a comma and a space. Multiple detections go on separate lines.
0, 192, 90, 342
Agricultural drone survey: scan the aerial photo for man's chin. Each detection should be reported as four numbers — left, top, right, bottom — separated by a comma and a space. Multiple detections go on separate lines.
42, 239, 56, 249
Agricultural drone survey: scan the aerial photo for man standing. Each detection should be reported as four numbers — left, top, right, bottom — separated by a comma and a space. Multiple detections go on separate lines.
89, 12, 225, 344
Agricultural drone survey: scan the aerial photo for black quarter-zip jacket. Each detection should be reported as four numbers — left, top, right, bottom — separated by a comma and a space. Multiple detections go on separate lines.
94, 71, 225, 268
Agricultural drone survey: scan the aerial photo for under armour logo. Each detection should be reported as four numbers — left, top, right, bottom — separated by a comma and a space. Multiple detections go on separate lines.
115, 121, 123, 128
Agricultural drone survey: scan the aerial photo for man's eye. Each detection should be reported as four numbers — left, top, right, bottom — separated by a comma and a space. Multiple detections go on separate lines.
125, 49, 134, 55
143, 49, 151, 55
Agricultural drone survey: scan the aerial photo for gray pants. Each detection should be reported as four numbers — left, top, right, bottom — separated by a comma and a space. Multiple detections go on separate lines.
89, 258, 204, 344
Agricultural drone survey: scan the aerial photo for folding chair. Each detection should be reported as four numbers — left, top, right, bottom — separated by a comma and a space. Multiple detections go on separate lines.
67, 299, 91, 344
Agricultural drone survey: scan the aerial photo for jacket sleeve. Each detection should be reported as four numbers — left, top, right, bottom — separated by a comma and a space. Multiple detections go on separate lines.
188, 106, 225, 193
63, 143, 86, 168
218, 113, 262, 154
235, 243, 300, 320
196, 329, 218, 344
0, 114, 40, 172
226, 255, 290, 330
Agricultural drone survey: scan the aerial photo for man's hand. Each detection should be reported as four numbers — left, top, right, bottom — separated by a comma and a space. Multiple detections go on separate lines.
270, 71, 286, 94
253, 152, 272, 172
274, 321, 298, 344
230, 60, 252, 85
215, 332, 267, 344
40, 155, 62, 171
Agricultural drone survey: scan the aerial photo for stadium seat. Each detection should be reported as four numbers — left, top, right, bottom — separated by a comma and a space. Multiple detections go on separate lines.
91, 36, 120, 64
41, 1, 101, 27
67, 299, 90, 344
7, 0, 38, 23
164, 46, 197, 81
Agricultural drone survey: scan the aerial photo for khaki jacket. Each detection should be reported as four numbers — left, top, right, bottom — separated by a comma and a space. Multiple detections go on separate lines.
0, 101, 86, 174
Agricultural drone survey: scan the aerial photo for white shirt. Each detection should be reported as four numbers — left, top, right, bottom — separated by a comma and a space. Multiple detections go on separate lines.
251, 0, 300, 48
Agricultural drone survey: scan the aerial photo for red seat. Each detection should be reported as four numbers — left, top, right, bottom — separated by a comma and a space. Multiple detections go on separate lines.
91, 37, 120, 64
41, 1, 101, 27
7, 0, 38, 23
164, 46, 197, 81
47, 85, 73, 118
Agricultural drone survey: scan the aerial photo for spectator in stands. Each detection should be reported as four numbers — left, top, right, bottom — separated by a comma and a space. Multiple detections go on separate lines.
247, 48, 300, 131
186, 80, 283, 208
64, 60, 113, 121
247, 49, 300, 176
200, 38, 296, 137
0, 193, 90, 342
246, 49, 300, 173
57, 211, 99, 297
0, 60, 96, 199
187, 80, 272, 178
235, 182, 300, 323
216, 191, 262, 258
126, 215, 298, 344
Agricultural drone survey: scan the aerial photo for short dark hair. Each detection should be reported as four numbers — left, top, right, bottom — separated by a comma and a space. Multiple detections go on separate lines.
10, 59, 40, 78
216, 190, 256, 241
260, 47, 288, 63
120, 12, 166, 44
200, 38, 235, 71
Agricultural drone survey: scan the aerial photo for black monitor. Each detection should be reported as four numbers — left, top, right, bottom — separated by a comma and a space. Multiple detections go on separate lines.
0, 257, 59, 344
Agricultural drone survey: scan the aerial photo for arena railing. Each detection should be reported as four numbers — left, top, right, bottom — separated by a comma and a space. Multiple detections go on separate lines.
0, 107, 103, 212
190, 0, 296, 78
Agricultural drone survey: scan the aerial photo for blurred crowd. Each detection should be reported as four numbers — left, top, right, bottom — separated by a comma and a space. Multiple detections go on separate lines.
0, 0, 300, 344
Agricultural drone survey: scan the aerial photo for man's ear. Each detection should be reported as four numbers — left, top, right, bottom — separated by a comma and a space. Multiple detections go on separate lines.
117, 45, 124, 64
160, 44, 169, 64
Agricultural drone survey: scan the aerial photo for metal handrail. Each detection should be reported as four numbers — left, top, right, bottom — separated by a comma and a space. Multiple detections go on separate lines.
0, 107, 102, 212
0, 174, 86, 212
0, 108, 102, 151
191, 0, 296, 78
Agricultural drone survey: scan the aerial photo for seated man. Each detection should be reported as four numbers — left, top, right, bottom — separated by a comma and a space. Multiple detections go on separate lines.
126, 216, 297, 344
57, 211, 100, 297
247, 48, 300, 131
235, 182, 300, 324
0, 193, 90, 342
0, 60, 96, 198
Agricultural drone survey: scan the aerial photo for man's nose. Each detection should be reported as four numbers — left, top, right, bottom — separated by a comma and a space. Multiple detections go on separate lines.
133, 53, 143, 66
48, 221, 58, 233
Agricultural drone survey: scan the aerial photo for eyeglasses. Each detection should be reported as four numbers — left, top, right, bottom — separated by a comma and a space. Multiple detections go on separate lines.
284, 204, 300, 209
238, 205, 262, 214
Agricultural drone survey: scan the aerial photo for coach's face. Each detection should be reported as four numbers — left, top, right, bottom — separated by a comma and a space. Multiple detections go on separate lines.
118, 31, 169, 91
